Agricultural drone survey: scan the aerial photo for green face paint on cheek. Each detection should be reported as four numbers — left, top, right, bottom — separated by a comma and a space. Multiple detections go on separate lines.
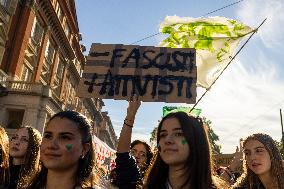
66, 144, 72, 151
181, 139, 188, 145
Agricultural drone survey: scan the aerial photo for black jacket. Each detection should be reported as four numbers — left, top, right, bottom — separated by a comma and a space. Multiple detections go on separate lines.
115, 152, 142, 189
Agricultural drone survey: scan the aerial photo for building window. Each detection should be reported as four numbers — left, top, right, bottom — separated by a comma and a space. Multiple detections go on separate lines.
52, 57, 65, 95
45, 40, 55, 65
64, 24, 71, 40
21, 63, 33, 82
41, 40, 55, 83
55, 2, 63, 23
0, 0, 8, 7
6, 109, 25, 129
56, 57, 64, 79
30, 17, 44, 47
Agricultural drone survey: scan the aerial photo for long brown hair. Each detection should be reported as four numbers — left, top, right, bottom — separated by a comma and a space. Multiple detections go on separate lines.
16, 126, 42, 189
0, 126, 9, 187
144, 112, 217, 189
233, 133, 284, 189
28, 111, 102, 188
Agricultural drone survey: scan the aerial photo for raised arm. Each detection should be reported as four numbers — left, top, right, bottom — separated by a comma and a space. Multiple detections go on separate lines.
115, 99, 142, 189
117, 100, 141, 153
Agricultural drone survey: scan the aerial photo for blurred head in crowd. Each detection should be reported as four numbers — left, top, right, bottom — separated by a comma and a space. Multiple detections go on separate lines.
130, 140, 152, 171
9, 126, 42, 188
0, 126, 9, 187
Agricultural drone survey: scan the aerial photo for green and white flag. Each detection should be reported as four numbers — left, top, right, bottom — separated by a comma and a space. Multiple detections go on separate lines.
163, 106, 202, 117
159, 16, 254, 89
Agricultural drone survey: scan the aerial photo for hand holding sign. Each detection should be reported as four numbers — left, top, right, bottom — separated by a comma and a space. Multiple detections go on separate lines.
126, 95, 141, 122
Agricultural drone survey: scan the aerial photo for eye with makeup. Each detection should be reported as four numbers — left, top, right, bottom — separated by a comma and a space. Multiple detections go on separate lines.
11, 136, 29, 143
43, 132, 52, 140
173, 131, 184, 138
130, 149, 147, 158
159, 132, 167, 138
244, 150, 250, 156
255, 148, 265, 154
59, 134, 72, 141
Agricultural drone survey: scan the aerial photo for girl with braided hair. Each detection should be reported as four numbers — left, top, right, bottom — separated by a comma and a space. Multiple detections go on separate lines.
232, 133, 284, 189
8, 126, 42, 189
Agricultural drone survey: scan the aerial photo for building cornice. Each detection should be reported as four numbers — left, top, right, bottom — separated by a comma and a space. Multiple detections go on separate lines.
37, 0, 75, 60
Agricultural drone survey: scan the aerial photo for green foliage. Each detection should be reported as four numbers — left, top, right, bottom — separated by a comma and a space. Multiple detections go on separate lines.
275, 139, 284, 159
149, 126, 158, 148
202, 117, 221, 154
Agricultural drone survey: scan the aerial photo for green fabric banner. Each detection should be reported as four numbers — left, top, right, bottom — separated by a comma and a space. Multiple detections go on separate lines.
163, 106, 202, 117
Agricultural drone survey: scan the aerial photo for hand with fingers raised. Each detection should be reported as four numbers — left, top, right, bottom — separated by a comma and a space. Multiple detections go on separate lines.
125, 95, 141, 127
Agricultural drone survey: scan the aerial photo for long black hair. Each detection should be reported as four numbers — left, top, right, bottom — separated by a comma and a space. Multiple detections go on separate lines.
144, 112, 214, 189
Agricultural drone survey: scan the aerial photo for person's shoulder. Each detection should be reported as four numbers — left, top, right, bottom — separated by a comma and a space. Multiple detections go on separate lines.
81, 183, 117, 189
77, 186, 102, 189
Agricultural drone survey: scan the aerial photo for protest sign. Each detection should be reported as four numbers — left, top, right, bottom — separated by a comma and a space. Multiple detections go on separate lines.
93, 135, 116, 175
77, 43, 197, 103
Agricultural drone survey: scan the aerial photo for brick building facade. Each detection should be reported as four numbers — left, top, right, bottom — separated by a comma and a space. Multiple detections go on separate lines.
0, 0, 117, 149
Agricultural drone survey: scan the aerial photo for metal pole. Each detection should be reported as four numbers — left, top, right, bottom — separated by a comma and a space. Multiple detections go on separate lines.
280, 109, 284, 147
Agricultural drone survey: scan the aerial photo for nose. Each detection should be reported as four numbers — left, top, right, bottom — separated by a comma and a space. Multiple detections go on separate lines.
248, 152, 257, 162
11, 139, 20, 146
46, 138, 59, 150
164, 134, 175, 145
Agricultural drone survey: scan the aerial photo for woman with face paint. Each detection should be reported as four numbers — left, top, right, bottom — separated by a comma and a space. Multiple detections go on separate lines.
114, 100, 153, 189
0, 126, 9, 188
27, 111, 105, 189
144, 111, 229, 189
8, 126, 42, 189
232, 133, 284, 189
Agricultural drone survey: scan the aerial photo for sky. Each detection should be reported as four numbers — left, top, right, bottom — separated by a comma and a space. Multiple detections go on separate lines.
75, 0, 284, 153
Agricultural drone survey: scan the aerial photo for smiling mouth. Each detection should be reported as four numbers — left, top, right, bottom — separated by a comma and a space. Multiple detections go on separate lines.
164, 149, 178, 153
252, 163, 261, 168
44, 154, 61, 158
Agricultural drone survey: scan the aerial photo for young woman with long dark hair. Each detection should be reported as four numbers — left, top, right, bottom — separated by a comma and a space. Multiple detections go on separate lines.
144, 111, 228, 189
27, 111, 104, 189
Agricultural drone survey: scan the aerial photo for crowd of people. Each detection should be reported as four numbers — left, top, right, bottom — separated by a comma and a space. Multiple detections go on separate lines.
1, 100, 284, 189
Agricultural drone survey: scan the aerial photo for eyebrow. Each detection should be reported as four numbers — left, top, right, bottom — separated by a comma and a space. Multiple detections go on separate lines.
43, 131, 75, 136
244, 146, 265, 151
255, 146, 265, 150
160, 128, 182, 132
13, 134, 28, 138
59, 132, 75, 136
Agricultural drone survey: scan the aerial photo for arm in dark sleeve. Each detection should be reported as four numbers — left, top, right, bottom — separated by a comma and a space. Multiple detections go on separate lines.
115, 152, 142, 189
